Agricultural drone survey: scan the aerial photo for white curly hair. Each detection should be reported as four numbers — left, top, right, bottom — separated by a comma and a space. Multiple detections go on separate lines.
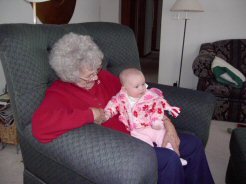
49, 32, 104, 83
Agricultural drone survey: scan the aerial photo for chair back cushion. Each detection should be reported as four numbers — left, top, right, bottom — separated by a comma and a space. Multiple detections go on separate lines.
0, 22, 140, 131
212, 39, 246, 76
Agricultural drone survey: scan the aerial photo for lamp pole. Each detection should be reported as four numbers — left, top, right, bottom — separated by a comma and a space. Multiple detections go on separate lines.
32, 2, 37, 24
25, 0, 50, 24
170, 0, 204, 87
177, 18, 188, 87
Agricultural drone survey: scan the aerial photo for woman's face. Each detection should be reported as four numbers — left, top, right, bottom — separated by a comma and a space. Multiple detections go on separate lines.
77, 65, 102, 90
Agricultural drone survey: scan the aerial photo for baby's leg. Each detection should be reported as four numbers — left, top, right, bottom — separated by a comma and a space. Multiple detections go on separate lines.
130, 128, 155, 146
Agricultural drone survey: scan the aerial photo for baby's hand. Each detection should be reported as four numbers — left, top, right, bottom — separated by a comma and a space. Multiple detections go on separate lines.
104, 111, 111, 120
90, 107, 107, 125
151, 121, 164, 130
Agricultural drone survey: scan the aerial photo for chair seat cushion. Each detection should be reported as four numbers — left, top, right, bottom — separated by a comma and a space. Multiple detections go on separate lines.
199, 78, 244, 99
200, 79, 231, 97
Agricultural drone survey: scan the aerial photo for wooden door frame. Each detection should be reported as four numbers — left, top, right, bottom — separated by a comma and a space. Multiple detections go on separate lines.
151, 0, 159, 51
121, 0, 146, 56
121, 0, 161, 56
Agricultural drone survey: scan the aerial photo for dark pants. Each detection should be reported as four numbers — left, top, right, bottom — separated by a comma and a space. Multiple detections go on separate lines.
154, 133, 215, 184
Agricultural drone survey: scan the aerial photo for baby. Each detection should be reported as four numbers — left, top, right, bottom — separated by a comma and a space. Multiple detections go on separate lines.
104, 68, 187, 166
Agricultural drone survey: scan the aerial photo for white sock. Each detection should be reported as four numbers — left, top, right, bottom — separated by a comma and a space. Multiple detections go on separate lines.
180, 158, 187, 166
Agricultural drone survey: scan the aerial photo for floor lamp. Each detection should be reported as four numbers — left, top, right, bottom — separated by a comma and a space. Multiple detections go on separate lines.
25, 0, 50, 24
170, 0, 204, 87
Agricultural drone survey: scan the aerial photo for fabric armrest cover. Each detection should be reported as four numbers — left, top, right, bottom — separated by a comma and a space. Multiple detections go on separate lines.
192, 43, 216, 79
23, 124, 158, 184
192, 53, 215, 79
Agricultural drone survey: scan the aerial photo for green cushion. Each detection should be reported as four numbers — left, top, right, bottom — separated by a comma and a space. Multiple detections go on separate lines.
211, 56, 245, 88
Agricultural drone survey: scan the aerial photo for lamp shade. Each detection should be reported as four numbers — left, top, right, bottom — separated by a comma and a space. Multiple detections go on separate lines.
170, 0, 204, 12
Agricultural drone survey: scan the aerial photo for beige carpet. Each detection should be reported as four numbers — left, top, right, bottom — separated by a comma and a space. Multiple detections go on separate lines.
205, 120, 237, 184
0, 120, 237, 184
0, 143, 23, 184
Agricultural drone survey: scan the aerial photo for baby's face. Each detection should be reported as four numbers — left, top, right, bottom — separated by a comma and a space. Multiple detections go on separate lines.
124, 73, 146, 98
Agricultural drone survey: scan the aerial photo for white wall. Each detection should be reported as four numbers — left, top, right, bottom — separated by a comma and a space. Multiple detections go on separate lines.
0, 0, 119, 93
0, 0, 120, 24
72, 0, 120, 23
159, 0, 246, 89
100, 0, 120, 23
2, 0, 244, 91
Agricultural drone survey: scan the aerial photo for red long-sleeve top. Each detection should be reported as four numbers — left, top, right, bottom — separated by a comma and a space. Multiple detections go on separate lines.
32, 70, 129, 143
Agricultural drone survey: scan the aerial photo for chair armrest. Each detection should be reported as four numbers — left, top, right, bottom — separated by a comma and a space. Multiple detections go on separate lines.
24, 124, 158, 184
148, 83, 216, 146
192, 43, 216, 79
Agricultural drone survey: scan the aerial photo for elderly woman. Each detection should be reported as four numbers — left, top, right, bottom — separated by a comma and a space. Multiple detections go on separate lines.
32, 33, 214, 184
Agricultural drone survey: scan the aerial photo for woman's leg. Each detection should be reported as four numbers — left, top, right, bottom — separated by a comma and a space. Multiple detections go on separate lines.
179, 133, 215, 184
154, 147, 184, 184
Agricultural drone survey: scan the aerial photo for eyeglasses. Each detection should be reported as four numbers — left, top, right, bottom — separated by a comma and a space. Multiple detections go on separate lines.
79, 65, 102, 83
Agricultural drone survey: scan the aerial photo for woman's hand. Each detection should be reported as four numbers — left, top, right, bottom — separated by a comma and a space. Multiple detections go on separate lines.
90, 107, 107, 125
162, 118, 180, 156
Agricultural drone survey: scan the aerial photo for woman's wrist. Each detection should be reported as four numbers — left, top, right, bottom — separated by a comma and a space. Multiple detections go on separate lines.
164, 118, 172, 129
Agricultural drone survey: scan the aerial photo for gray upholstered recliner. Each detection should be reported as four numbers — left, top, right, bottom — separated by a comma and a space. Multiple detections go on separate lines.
0, 22, 215, 184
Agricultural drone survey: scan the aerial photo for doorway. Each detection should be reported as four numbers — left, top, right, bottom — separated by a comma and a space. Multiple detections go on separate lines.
121, 0, 162, 82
